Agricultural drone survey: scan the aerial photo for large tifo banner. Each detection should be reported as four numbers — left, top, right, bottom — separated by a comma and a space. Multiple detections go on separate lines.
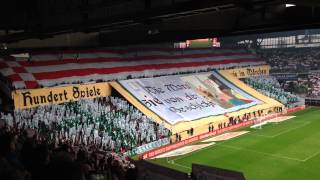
220, 65, 270, 78
119, 71, 260, 124
13, 82, 111, 109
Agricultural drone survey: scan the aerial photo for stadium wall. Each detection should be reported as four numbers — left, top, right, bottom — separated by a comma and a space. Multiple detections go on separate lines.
305, 98, 320, 106
286, 105, 305, 113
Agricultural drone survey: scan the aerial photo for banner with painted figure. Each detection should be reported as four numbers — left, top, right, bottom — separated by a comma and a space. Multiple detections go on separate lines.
180, 71, 259, 112
120, 76, 224, 124
119, 71, 260, 125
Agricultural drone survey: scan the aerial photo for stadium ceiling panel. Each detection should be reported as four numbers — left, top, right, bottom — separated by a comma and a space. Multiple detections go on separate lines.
0, 0, 320, 47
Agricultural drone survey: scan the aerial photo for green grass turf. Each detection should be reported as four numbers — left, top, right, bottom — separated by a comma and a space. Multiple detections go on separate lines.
150, 108, 320, 180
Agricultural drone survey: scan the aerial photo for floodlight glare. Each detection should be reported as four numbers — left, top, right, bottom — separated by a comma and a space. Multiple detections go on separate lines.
285, 4, 296, 8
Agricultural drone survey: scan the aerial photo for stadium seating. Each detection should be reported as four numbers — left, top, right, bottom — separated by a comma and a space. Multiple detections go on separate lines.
256, 47, 320, 99
219, 71, 283, 107
257, 47, 320, 73
243, 76, 304, 108
0, 47, 304, 180
308, 73, 320, 97
2, 96, 170, 153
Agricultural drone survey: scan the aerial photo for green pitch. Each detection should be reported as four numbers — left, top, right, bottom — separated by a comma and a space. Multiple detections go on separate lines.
150, 108, 320, 180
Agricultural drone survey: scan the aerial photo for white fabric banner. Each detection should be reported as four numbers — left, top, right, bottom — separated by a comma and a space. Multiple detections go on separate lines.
120, 71, 260, 124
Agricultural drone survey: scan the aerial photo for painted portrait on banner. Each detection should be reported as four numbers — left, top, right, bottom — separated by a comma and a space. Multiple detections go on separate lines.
181, 73, 254, 109
119, 71, 260, 125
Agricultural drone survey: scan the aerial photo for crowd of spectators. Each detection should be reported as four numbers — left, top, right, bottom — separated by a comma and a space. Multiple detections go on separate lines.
244, 76, 304, 108
2, 46, 317, 180
0, 122, 137, 180
2, 97, 170, 153
0, 96, 172, 180
308, 73, 320, 98
257, 47, 320, 73
257, 47, 320, 99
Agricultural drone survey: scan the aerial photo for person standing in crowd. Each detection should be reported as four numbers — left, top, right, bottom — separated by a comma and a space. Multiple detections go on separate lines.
0, 97, 2, 112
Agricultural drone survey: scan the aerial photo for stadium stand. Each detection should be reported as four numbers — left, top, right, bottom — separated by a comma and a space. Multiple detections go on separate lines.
0, 47, 302, 180
2, 0, 320, 179
0, 96, 171, 179
257, 47, 320, 73
1, 96, 170, 154
0, 122, 136, 180
243, 76, 304, 108
218, 71, 284, 109
308, 73, 320, 97
257, 47, 320, 101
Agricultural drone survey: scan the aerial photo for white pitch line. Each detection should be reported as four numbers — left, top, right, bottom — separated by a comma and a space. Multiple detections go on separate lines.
248, 121, 311, 138
170, 131, 253, 163
166, 120, 315, 169
169, 132, 251, 166
302, 150, 320, 162
247, 133, 274, 138
216, 144, 305, 162
271, 121, 311, 137
170, 143, 215, 163
156, 142, 215, 159
171, 161, 192, 170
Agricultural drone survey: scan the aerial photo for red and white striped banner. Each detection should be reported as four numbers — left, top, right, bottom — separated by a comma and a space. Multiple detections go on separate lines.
0, 48, 264, 89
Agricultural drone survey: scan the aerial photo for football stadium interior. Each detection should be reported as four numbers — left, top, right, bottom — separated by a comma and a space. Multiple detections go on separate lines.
0, 1, 320, 180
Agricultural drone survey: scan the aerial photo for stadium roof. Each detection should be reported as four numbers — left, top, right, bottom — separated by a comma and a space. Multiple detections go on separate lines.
1, 0, 320, 49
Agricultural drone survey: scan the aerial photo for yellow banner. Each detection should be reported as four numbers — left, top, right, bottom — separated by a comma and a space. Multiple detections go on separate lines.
220, 65, 270, 78
12, 82, 111, 110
